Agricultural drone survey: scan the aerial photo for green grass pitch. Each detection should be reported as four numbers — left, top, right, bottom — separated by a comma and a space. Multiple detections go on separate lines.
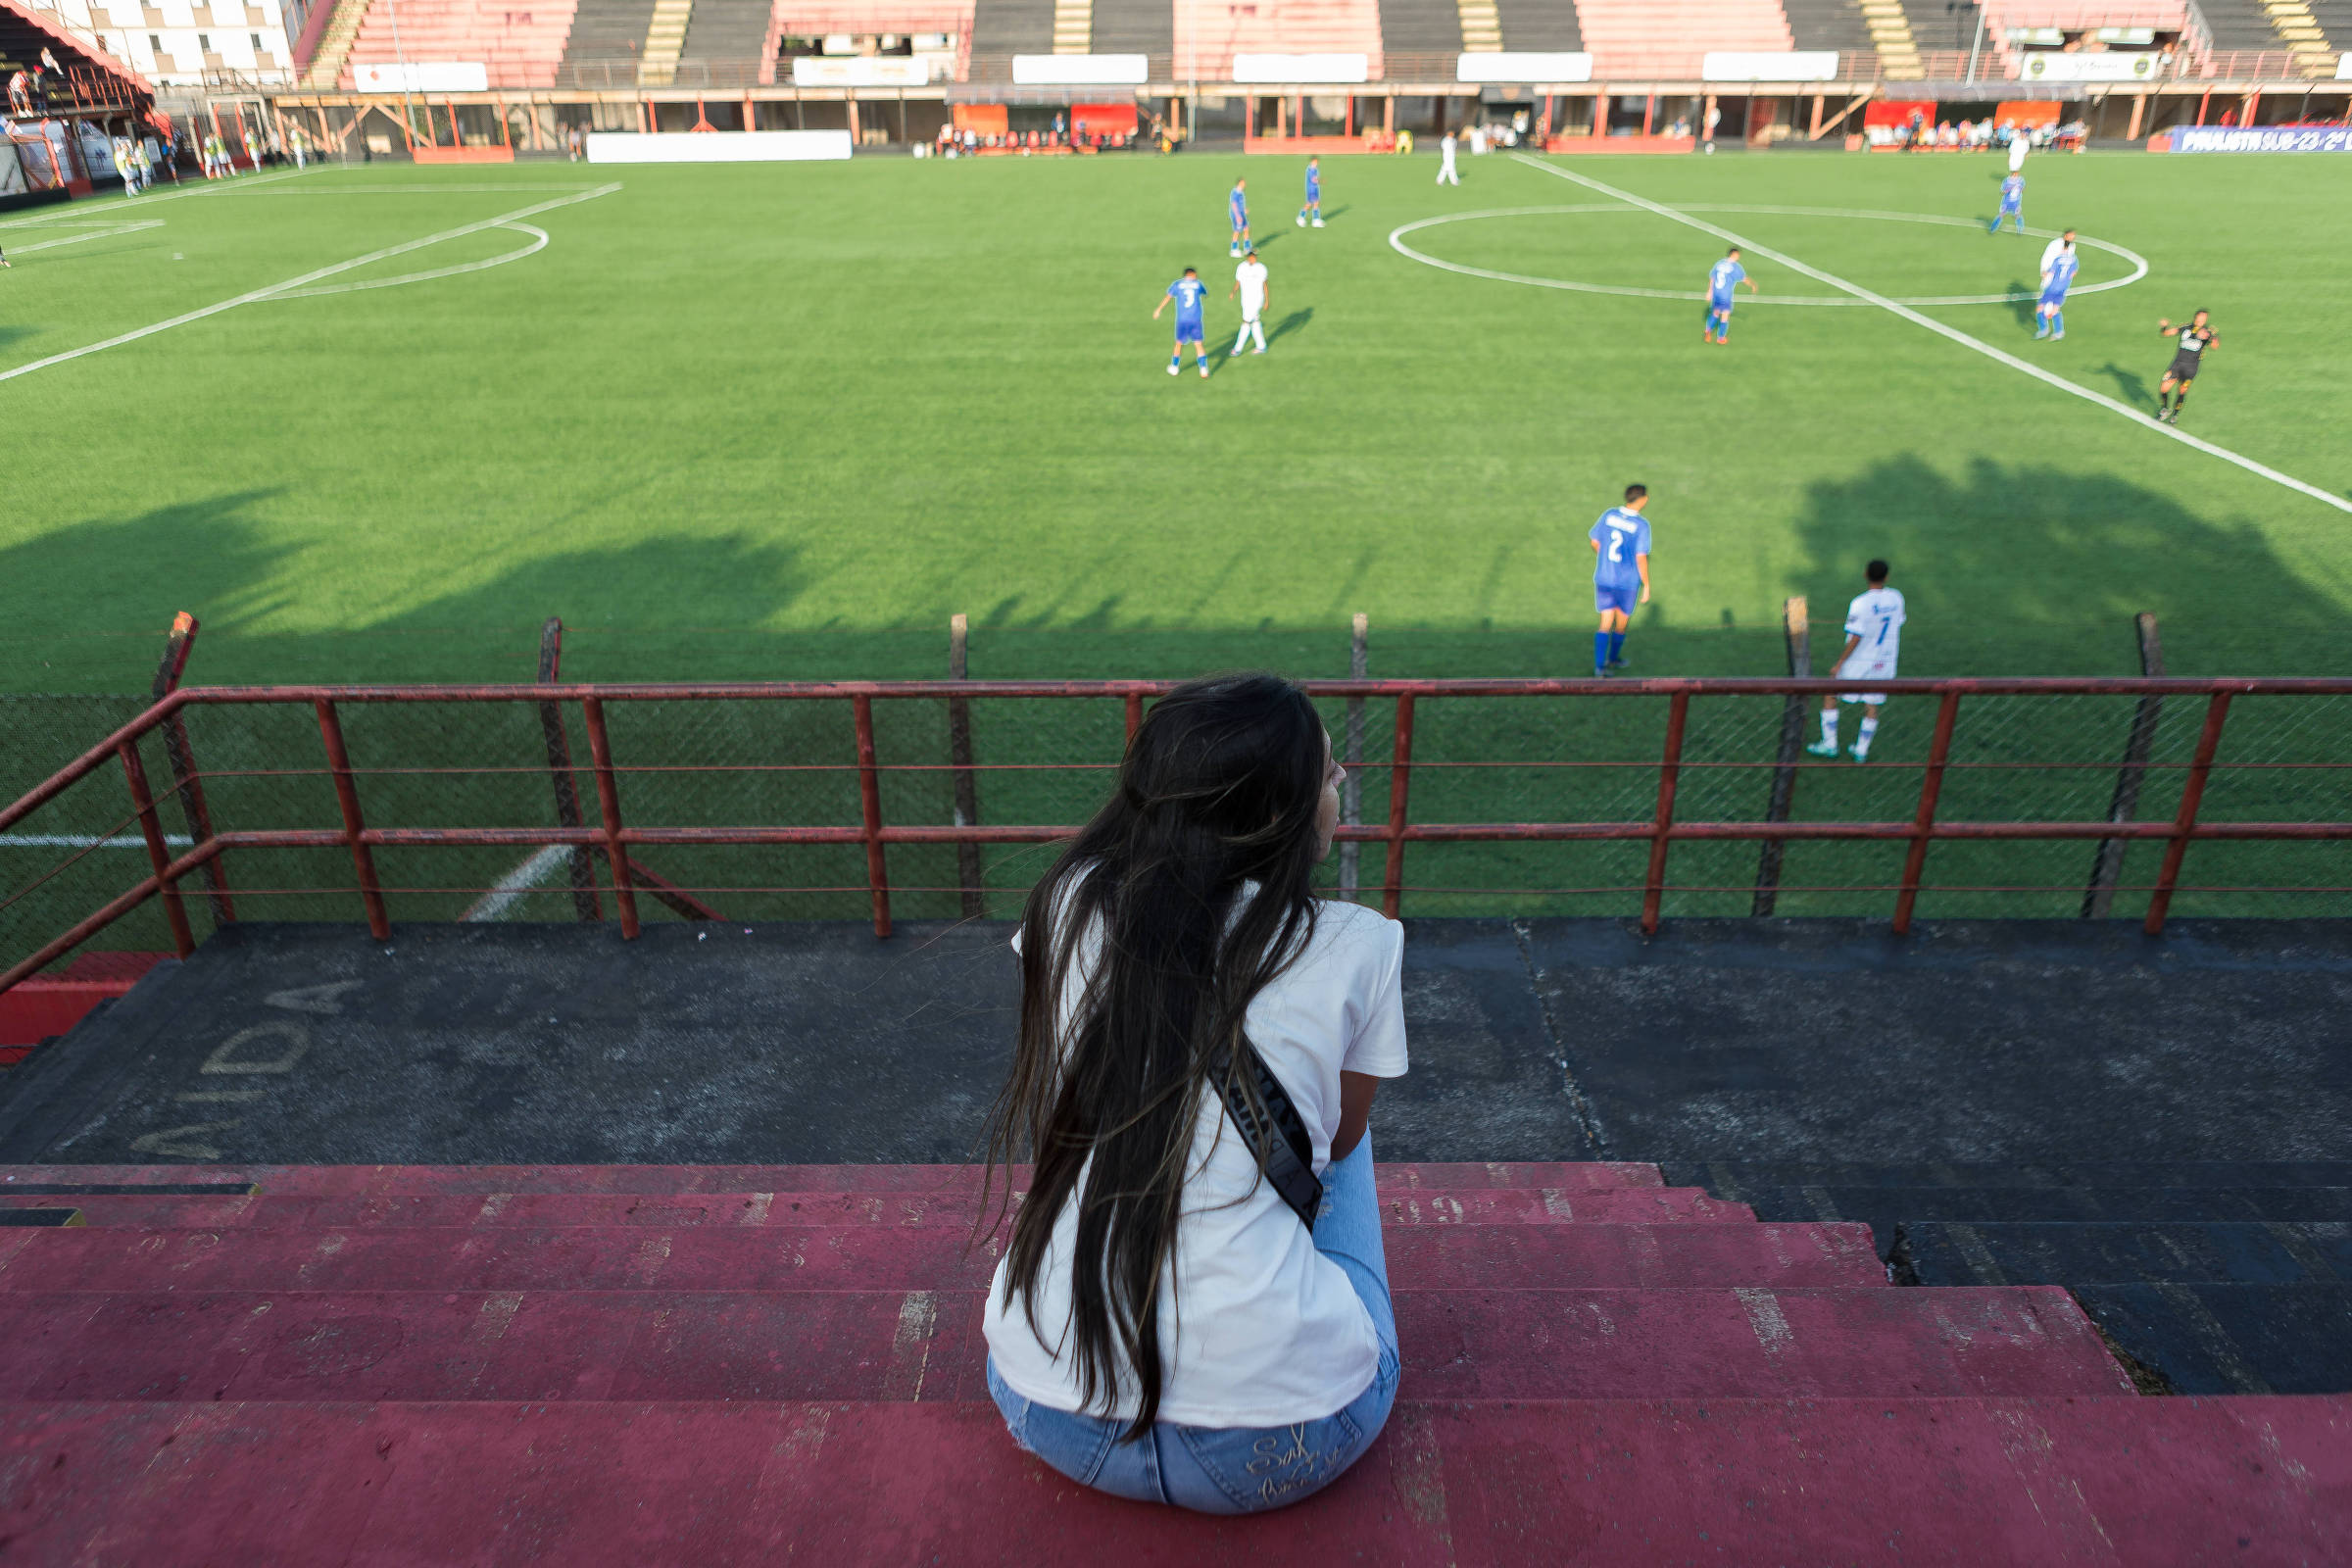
2, 148, 2348, 937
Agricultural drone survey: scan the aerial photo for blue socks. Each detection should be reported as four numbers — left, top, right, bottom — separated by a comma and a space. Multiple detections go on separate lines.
1608, 631, 1626, 663
2050, 310, 2064, 335
1593, 633, 1609, 673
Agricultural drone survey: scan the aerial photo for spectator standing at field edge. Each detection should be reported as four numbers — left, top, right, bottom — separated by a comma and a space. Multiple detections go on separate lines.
981, 673, 1407, 1513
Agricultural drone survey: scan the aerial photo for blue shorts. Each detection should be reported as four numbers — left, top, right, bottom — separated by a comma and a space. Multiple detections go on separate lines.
2001, 200, 2022, 215
1175, 320, 1203, 344
2039, 287, 2068, 310
1594, 579, 1639, 614
1708, 295, 1734, 318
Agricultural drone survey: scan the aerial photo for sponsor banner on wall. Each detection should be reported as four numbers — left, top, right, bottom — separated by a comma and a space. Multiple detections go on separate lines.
354, 62, 490, 92
790, 56, 928, 87
2171, 125, 2352, 153
2337, 54, 2352, 79
1456, 52, 1592, 83
1011, 53, 1148, 85
1701, 51, 1839, 81
585, 130, 854, 163
2018, 51, 2169, 82
1232, 53, 1369, 84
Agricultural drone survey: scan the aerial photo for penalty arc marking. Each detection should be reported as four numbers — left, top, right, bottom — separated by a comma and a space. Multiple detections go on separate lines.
1502, 153, 2352, 519
1388, 205, 2147, 308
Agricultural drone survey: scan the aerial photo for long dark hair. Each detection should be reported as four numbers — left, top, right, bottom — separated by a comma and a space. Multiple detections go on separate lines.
983, 672, 1329, 1439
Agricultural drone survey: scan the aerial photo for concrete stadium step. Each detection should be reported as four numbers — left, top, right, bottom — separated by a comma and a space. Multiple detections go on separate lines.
1742, 1186, 2352, 1249
0, 1186, 1753, 1230
2074, 1283, 2352, 1396
0, 1160, 1666, 1196
18, 1396, 2338, 1562
1903, 1220, 2352, 1288
1667, 1160, 2352, 1197
0, 1286, 2128, 1402
0, 1219, 1887, 1294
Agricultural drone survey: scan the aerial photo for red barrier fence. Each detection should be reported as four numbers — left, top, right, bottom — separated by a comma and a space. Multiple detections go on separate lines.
4, 677, 2350, 994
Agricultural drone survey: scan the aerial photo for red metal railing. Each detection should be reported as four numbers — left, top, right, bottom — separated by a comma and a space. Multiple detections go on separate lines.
4, 676, 2350, 995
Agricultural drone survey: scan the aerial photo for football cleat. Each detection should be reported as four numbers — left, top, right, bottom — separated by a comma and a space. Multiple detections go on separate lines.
1803, 741, 1838, 758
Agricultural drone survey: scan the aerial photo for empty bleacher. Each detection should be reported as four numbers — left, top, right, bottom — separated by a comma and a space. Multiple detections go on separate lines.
1899, 0, 1981, 53
1781, 0, 1877, 51
1489, 0, 1581, 49
1574, 0, 1792, 77
1175, 0, 1386, 81
342, 0, 581, 88
680, 0, 775, 61
968, 0, 1054, 75
2308, 0, 2351, 53
2198, 0, 2296, 49
560, 0, 662, 72
1090, 0, 1174, 68
1376, 0, 1463, 55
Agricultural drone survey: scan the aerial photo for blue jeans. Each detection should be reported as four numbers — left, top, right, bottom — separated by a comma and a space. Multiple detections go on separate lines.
986, 1132, 1401, 1514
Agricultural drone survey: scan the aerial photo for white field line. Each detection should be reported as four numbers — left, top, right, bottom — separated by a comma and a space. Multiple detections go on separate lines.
0, 833, 193, 849
1508, 153, 2352, 518
224, 183, 612, 195
8, 220, 166, 255
273, 222, 547, 299
462, 845, 573, 921
0, 184, 620, 387
0, 168, 311, 229
1388, 203, 2146, 308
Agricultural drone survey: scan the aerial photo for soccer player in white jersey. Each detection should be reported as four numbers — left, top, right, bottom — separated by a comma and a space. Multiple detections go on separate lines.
1806, 560, 1905, 762
1229, 248, 1270, 356
2037, 228, 2077, 282
1437, 131, 1460, 185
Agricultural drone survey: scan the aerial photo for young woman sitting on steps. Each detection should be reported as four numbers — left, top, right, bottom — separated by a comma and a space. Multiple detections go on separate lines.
981, 672, 1409, 1514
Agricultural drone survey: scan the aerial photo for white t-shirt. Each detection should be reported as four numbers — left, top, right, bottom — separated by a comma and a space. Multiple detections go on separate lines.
1441, 133, 1457, 161
984, 893, 1409, 1428
1234, 260, 1268, 318
1840, 586, 1907, 675
2037, 237, 2073, 280
2008, 134, 2029, 172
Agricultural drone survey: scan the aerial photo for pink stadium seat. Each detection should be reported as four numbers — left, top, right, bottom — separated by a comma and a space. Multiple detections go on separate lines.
1574, 0, 1792, 79
341, 0, 584, 89
1175, 0, 1386, 84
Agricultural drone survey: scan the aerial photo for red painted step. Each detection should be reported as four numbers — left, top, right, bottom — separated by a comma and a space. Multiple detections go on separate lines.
1, 1396, 2342, 1565
0, 1218, 1887, 1295
0, 1161, 1667, 1196
0, 1287, 2127, 1403
0, 1186, 1754, 1230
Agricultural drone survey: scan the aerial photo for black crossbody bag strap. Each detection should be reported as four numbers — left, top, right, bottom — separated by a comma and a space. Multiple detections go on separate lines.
1217, 1042, 1323, 1234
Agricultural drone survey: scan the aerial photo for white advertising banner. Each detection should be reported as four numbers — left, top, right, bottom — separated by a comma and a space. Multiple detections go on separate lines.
1701, 51, 1839, 81
2337, 54, 2352, 79
2170, 125, 2352, 153
790, 56, 928, 86
1231, 53, 1369, 84
1455, 52, 1592, 83
1011, 53, 1149, 85
2018, 51, 2170, 82
585, 130, 855, 163
353, 62, 490, 92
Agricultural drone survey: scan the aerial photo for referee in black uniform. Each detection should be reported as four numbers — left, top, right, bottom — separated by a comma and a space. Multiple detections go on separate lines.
2155, 311, 2217, 424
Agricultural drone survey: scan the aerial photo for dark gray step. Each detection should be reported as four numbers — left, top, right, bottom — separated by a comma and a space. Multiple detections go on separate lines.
968, 0, 1055, 57
1903, 1221, 2352, 1288
1091, 0, 1172, 57
681, 0, 771, 61
1780, 0, 1875, 54
2074, 1283, 2352, 1395
2195, 0, 2292, 51
1667, 1161, 2352, 1200
563, 0, 661, 63
1490, 0, 1580, 51
1898, 0, 1979, 54
0, 1210, 78, 1228
1379, 0, 1461, 54
1746, 1187, 2352, 1251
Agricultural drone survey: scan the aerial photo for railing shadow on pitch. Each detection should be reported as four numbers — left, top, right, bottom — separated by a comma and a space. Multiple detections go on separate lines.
3, 677, 2350, 994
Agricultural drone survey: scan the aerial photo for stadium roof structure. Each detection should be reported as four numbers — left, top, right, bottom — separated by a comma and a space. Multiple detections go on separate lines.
0, 0, 153, 117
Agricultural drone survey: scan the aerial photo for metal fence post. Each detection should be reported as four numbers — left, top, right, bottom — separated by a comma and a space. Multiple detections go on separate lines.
1753, 597, 1809, 916
2145, 691, 2233, 936
535, 617, 603, 922
313, 700, 390, 941
1340, 612, 1366, 901
854, 693, 892, 938
1124, 693, 1145, 744
581, 697, 640, 939
2083, 612, 2165, 919
117, 738, 195, 957
150, 612, 235, 927
1380, 691, 1416, 920
947, 613, 984, 918
1642, 691, 1691, 935
1891, 691, 1963, 935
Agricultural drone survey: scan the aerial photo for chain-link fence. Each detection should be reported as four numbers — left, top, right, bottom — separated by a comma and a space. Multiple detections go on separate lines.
5, 677, 2350, 987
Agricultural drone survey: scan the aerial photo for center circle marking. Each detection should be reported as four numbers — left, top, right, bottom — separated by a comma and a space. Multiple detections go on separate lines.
1387, 204, 2148, 308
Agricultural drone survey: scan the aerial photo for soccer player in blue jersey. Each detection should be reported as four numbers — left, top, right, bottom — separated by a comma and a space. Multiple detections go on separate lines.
1228, 178, 1250, 258
1153, 266, 1212, 378
1297, 158, 1323, 227
1703, 247, 1757, 345
1587, 485, 1651, 675
2034, 238, 2080, 341
1988, 172, 2025, 234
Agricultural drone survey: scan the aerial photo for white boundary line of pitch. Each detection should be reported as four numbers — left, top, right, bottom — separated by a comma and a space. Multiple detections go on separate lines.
2, 833, 570, 922
1506, 153, 2352, 518
0, 168, 313, 230
0, 183, 620, 387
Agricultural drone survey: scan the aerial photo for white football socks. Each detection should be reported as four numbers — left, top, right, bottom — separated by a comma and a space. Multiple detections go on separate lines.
1854, 715, 1879, 758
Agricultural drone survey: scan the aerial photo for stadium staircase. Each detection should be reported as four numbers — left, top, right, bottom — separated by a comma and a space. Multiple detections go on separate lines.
1488, 0, 1579, 50
1898, 0, 1978, 55
1674, 1160, 2352, 1396
1573, 0, 1793, 77
676, 0, 771, 66
0, 1159, 2344, 1557
636, 0, 693, 80
1051, 0, 1089, 51
299, 0, 372, 86
2306, 0, 2350, 56
2245, 0, 2337, 72
559, 0, 662, 77
341, 0, 581, 89
1089, 0, 1171, 73
1781, 0, 1877, 54
1175, 0, 1386, 83
1448, 0, 1498, 54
